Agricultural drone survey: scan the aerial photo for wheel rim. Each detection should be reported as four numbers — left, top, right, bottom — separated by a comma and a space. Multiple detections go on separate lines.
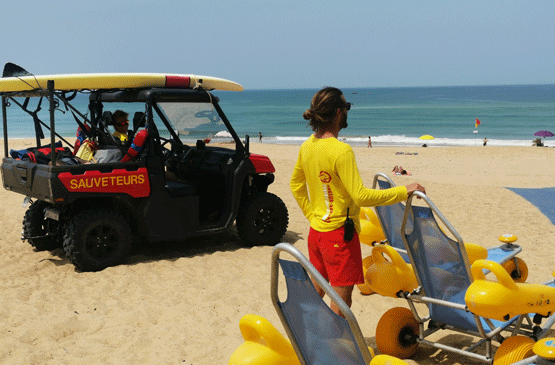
253, 206, 279, 236
398, 326, 417, 348
84, 224, 121, 259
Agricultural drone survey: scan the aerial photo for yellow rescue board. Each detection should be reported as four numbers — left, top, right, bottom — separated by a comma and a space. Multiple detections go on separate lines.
0, 73, 243, 92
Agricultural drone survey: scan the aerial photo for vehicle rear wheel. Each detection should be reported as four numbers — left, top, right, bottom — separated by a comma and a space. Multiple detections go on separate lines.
63, 209, 132, 271
23, 200, 61, 251
236, 192, 288, 247
376, 307, 419, 359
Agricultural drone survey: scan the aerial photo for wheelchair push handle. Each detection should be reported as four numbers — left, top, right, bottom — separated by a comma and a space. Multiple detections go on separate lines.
471, 259, 518, 290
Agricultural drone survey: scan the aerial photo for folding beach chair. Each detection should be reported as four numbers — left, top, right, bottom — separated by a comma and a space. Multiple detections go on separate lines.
371, 173, 526, 280
229, 243, 411, 365
371, 173, 411, 260
374, 191, 555, 363
271, 242, 374, 365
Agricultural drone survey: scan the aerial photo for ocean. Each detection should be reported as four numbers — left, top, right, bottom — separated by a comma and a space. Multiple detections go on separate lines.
3, 84, 555, 147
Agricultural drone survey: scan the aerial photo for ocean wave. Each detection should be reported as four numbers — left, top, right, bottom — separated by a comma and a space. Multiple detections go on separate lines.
270, 135, 545, 147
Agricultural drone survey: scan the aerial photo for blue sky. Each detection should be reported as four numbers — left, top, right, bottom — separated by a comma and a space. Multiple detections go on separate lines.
2, 0, 555, 89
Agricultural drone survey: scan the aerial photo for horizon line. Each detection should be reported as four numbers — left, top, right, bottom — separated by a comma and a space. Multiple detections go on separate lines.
240, 82, 555, 92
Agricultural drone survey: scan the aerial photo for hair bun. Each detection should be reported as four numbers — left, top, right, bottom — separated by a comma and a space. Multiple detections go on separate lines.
303, 109, 314, 121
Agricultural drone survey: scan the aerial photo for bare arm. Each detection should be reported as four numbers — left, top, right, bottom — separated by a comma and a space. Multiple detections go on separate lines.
405, 182, 426, 196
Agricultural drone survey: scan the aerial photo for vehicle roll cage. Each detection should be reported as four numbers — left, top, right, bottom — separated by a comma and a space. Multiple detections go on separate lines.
2, 83, 248, 165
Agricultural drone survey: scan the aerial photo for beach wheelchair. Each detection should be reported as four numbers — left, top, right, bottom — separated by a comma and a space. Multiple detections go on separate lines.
374, 191, 555, 364
359, 173, 528, 297
229, 242, 411, 365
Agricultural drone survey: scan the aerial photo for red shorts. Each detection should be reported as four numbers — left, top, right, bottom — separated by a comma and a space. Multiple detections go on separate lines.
307, 226, 364, 286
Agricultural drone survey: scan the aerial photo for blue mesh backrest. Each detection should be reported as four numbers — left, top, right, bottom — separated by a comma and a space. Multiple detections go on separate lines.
404, 206, 471, 300
404, 206, 478, 330
278, 259, 366, 365
375, 179, 413, 254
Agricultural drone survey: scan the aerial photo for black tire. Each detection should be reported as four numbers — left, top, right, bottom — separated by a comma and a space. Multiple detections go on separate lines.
63, 209, 132, 271
236, 192, 288, 247
22, 200, 61, 251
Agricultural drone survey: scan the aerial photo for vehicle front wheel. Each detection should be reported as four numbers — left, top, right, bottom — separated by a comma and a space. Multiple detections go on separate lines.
23, 200, 61, 251
63, 209, 132, 271
236, 192, 288, 247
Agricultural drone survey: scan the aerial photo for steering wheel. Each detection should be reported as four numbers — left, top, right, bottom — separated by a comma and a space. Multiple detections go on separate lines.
180, 147, 195, 165
163, 139, 185, 167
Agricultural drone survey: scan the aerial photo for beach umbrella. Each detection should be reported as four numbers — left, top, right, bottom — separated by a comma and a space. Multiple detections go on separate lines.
214, 130, 232, 138
534, 130, 554, 138
419, 135, 435, 140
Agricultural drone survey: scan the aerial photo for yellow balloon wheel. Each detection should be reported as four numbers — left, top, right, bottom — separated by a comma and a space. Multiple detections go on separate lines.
376, 307, 419, 359
357, 255, 375, 295
371, 354, 412, 365
493, 336, 535, 365
501, 257, 529, 283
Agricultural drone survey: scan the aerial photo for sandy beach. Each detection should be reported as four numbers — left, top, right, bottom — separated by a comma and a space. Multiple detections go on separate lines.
1, 139, 555, 364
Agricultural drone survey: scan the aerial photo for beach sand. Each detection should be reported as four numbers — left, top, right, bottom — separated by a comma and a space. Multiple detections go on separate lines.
1, 139, 555, 364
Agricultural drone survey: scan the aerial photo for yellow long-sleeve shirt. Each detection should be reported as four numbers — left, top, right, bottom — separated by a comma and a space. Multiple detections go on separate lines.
113, 131, 128, 142
290, 135, 408, 233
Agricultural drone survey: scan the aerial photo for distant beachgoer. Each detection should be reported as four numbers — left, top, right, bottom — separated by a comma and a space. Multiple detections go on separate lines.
392, 165, 410, 175
483, 137, 488, 146
422, 144, 427, 147
259, 132, 263, 143
533, 138, 544, 147
368, 136, 372, 148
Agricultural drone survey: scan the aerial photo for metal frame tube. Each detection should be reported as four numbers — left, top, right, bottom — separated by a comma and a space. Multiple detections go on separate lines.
2, 96, 8, 159
418, 338, 492, 362
511, 356, 541, 365
47, 80, 56, 165
371, 172, 397, 189
538, 313, 555, 339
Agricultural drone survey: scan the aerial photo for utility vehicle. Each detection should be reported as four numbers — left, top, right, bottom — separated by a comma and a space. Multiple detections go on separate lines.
0, 63, 288, 271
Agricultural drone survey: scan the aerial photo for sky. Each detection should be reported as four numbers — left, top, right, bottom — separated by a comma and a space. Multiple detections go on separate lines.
2, 0, 555, 90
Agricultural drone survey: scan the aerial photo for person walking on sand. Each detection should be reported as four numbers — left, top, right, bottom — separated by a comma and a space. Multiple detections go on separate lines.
483, 137, 488, 146
290, 87, 426, 317
259, 132, 263, 143
368, 136, 372, 148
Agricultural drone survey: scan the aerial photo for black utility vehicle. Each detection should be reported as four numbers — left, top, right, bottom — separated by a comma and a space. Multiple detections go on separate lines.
1, 64, 288, 271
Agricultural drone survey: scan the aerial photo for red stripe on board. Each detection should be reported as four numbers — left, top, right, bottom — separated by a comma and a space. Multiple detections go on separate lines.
165, 76, 191, 88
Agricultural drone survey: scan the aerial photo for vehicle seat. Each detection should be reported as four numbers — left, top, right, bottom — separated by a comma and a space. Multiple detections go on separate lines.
128, 112, 146, 141
97, 111, 117, 146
